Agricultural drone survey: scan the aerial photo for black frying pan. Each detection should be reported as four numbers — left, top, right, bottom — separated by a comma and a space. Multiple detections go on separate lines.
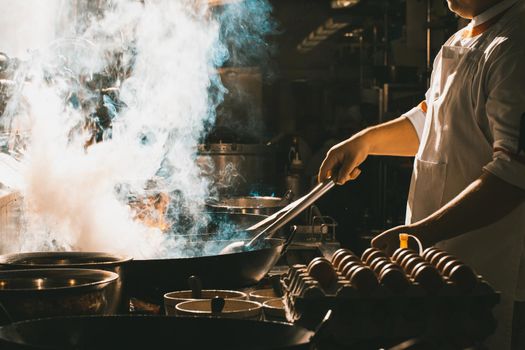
126, 235, 293, 303
0, 315, 314, 349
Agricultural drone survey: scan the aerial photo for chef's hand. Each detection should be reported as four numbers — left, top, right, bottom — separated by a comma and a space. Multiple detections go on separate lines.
371, 225, 415, 256
318, 132, 370, 185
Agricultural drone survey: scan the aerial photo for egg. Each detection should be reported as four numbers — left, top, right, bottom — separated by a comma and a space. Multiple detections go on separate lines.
435, 255, 456, 273
331, 249, 355, 267
350, 267, 379, 294
396, 249, 418, 263
361, 247, 381, 263
404, 257, 427, 276
429, 251, 449, 266
364, 250, 387, 265
449, 264, 478, 293
337, 255, 360, 271
379, 262, 404, 277
392, 248, 417, 261
421, 247, 440, 261
422, 247, 444, 262
341, 260, 363, 276
370, 257, 390, 273
380, 268, 410, 294
442, 259, 462, 277
399, 252, 420, 269
413, 265, 444, 292
409, 261, 431, 278
307, 259, 338, 289
345, 264, 364, 281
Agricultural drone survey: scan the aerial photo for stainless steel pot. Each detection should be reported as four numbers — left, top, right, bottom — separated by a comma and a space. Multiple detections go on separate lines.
0, 252, 132, 314
196, 143, 276, 196
0, 268, 120, 323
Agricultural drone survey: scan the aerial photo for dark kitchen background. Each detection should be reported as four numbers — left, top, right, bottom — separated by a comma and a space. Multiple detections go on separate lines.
211, 0, 460, 252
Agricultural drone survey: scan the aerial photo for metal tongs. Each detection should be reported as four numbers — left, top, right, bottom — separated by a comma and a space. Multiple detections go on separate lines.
220, 178, 336, 254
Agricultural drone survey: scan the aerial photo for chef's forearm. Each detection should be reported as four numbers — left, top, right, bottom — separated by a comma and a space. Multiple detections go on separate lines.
364, 116, 420, 157
412, 171, 525, 246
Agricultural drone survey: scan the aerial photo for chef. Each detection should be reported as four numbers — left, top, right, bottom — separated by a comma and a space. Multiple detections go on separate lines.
318, 0, 525, 348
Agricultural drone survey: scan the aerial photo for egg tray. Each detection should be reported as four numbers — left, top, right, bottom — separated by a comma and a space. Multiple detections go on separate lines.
281, 266, 499, 347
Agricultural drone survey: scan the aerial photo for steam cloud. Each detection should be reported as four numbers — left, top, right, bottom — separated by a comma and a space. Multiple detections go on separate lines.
0, 0, 275, 258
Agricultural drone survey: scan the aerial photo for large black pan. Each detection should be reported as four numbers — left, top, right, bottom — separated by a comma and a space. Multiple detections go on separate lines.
0, 315, 314, 349
126, 236, 292, 304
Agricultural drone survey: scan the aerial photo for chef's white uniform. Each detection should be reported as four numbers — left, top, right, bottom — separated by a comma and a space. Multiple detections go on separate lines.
403, 0, 525, 348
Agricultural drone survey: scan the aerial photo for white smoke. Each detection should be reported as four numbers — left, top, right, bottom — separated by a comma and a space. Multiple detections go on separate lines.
0, 0, 275, 258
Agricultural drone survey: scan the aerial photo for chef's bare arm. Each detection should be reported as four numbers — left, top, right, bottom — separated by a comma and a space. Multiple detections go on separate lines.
318, 116, 419, 185
410, 172, 524, 246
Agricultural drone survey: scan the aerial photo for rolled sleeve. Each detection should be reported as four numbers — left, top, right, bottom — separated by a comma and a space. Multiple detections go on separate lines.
483, 43, 525, 189
404, 101, 427, 141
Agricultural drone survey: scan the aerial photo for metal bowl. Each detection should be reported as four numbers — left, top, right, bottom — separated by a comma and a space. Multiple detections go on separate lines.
176, 299, 262, 320
164, 289, 247, 315
0, 269, 120, 323
0, 252, 132, 313
262, 298, 287, 322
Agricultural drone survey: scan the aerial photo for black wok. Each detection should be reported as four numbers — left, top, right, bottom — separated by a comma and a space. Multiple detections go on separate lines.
127, 236, 291, 304
0, 315, 314, 349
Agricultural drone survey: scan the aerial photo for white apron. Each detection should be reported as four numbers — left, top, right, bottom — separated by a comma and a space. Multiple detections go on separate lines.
405, 11, 525, 349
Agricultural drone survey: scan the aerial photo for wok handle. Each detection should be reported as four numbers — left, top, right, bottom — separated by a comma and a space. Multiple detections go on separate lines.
0, 302, 13, 326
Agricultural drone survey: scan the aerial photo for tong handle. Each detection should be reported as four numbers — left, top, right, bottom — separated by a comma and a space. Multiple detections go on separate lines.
246, 178, 335, 247
245, 193, 308, 232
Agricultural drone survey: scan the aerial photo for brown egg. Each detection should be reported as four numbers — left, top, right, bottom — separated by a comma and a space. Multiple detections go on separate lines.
392, 248, 407, 262
422, 247, 444, 263
379, 262, 404, 277
308, 259, 338, 289
435, 255, 456, 272
341, 261, 363, 277
380, 268, 410, 294
443, 259, 463, 277
350, 267, 379, 294
331, 249, 354, 267
344, 264, 365, 281
399, 252, 421, 269
364, 250, 387, 265
361, 247, 382, 263
308, 257, 330, 271
370, 258, 390, 273
368, 255, 388, 267
409, 261, 431, 278
404, 256, 426, 276
429, 251, 449, 266
337, 255, 360, 271
413, 265, 444, 292
449, 264, 478, 293
392, 249, 415, 266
